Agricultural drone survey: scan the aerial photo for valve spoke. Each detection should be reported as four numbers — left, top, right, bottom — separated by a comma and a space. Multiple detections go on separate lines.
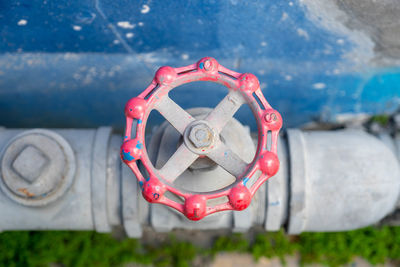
205, 91, 244, 134
156, 96, 195, 135
158, 143, 198, 183
207, 139, 248, 178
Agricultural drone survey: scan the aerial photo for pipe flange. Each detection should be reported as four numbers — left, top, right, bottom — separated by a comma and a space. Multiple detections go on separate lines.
0, 129, 76, 207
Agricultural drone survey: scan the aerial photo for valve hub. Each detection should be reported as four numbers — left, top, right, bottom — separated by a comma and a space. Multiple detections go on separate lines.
184, 120, 217, 154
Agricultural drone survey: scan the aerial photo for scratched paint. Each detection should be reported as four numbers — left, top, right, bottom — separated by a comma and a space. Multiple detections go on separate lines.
136, 140, 143, 149
270, 201, 280, 206
122, 150, 134, 161
120, 57, 281, 219
0, 1, 399, 130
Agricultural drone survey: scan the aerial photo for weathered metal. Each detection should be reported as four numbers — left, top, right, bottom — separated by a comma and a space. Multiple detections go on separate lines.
0, 129, 76, 207
0, 126, 398, 235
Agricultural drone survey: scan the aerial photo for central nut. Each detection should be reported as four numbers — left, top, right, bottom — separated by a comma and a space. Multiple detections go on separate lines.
188, 123, 214, 148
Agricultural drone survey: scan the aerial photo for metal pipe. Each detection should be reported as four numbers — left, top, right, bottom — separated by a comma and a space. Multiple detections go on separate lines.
0, 125, 399, 237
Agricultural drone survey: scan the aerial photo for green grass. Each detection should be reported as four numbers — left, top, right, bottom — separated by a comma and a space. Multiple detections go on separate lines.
0, 226, 399, 267
370, 114, 390, 126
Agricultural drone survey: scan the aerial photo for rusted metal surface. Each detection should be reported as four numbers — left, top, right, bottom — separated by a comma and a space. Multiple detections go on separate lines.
0, 129, 76, 206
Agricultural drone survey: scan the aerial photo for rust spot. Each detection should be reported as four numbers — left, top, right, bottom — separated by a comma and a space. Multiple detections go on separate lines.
18, 188, 35, 197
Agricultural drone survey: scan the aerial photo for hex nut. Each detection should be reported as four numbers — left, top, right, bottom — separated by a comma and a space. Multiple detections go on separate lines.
188, 124, 213, 148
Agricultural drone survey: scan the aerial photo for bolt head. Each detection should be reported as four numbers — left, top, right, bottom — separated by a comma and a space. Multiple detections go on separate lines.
12, 145, 49, 184
188, 124, 214, 148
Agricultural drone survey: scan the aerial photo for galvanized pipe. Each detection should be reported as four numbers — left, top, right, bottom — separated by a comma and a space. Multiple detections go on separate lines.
0, 124, 399, 237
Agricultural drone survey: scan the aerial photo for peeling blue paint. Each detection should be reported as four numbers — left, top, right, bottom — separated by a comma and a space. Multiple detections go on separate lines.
122, 150, 134, 161
0, 1, 398, 130
243, 177, 250, 186
136, 140, 143, 149
270, 201, 280, 206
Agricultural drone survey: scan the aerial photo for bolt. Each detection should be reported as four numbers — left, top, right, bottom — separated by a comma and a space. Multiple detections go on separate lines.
188, 124, 214, 148
12, 145, 49, 184
195, 129, 207, 140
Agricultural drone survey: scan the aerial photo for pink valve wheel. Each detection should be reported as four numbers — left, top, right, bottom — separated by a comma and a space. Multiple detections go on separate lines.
121, 57, 282, 220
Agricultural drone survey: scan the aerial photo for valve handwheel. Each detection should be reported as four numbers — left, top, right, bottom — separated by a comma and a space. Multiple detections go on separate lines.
121, 57, 282, 220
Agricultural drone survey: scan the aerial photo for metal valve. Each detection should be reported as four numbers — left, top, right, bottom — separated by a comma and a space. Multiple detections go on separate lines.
121, 57, 282, 220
